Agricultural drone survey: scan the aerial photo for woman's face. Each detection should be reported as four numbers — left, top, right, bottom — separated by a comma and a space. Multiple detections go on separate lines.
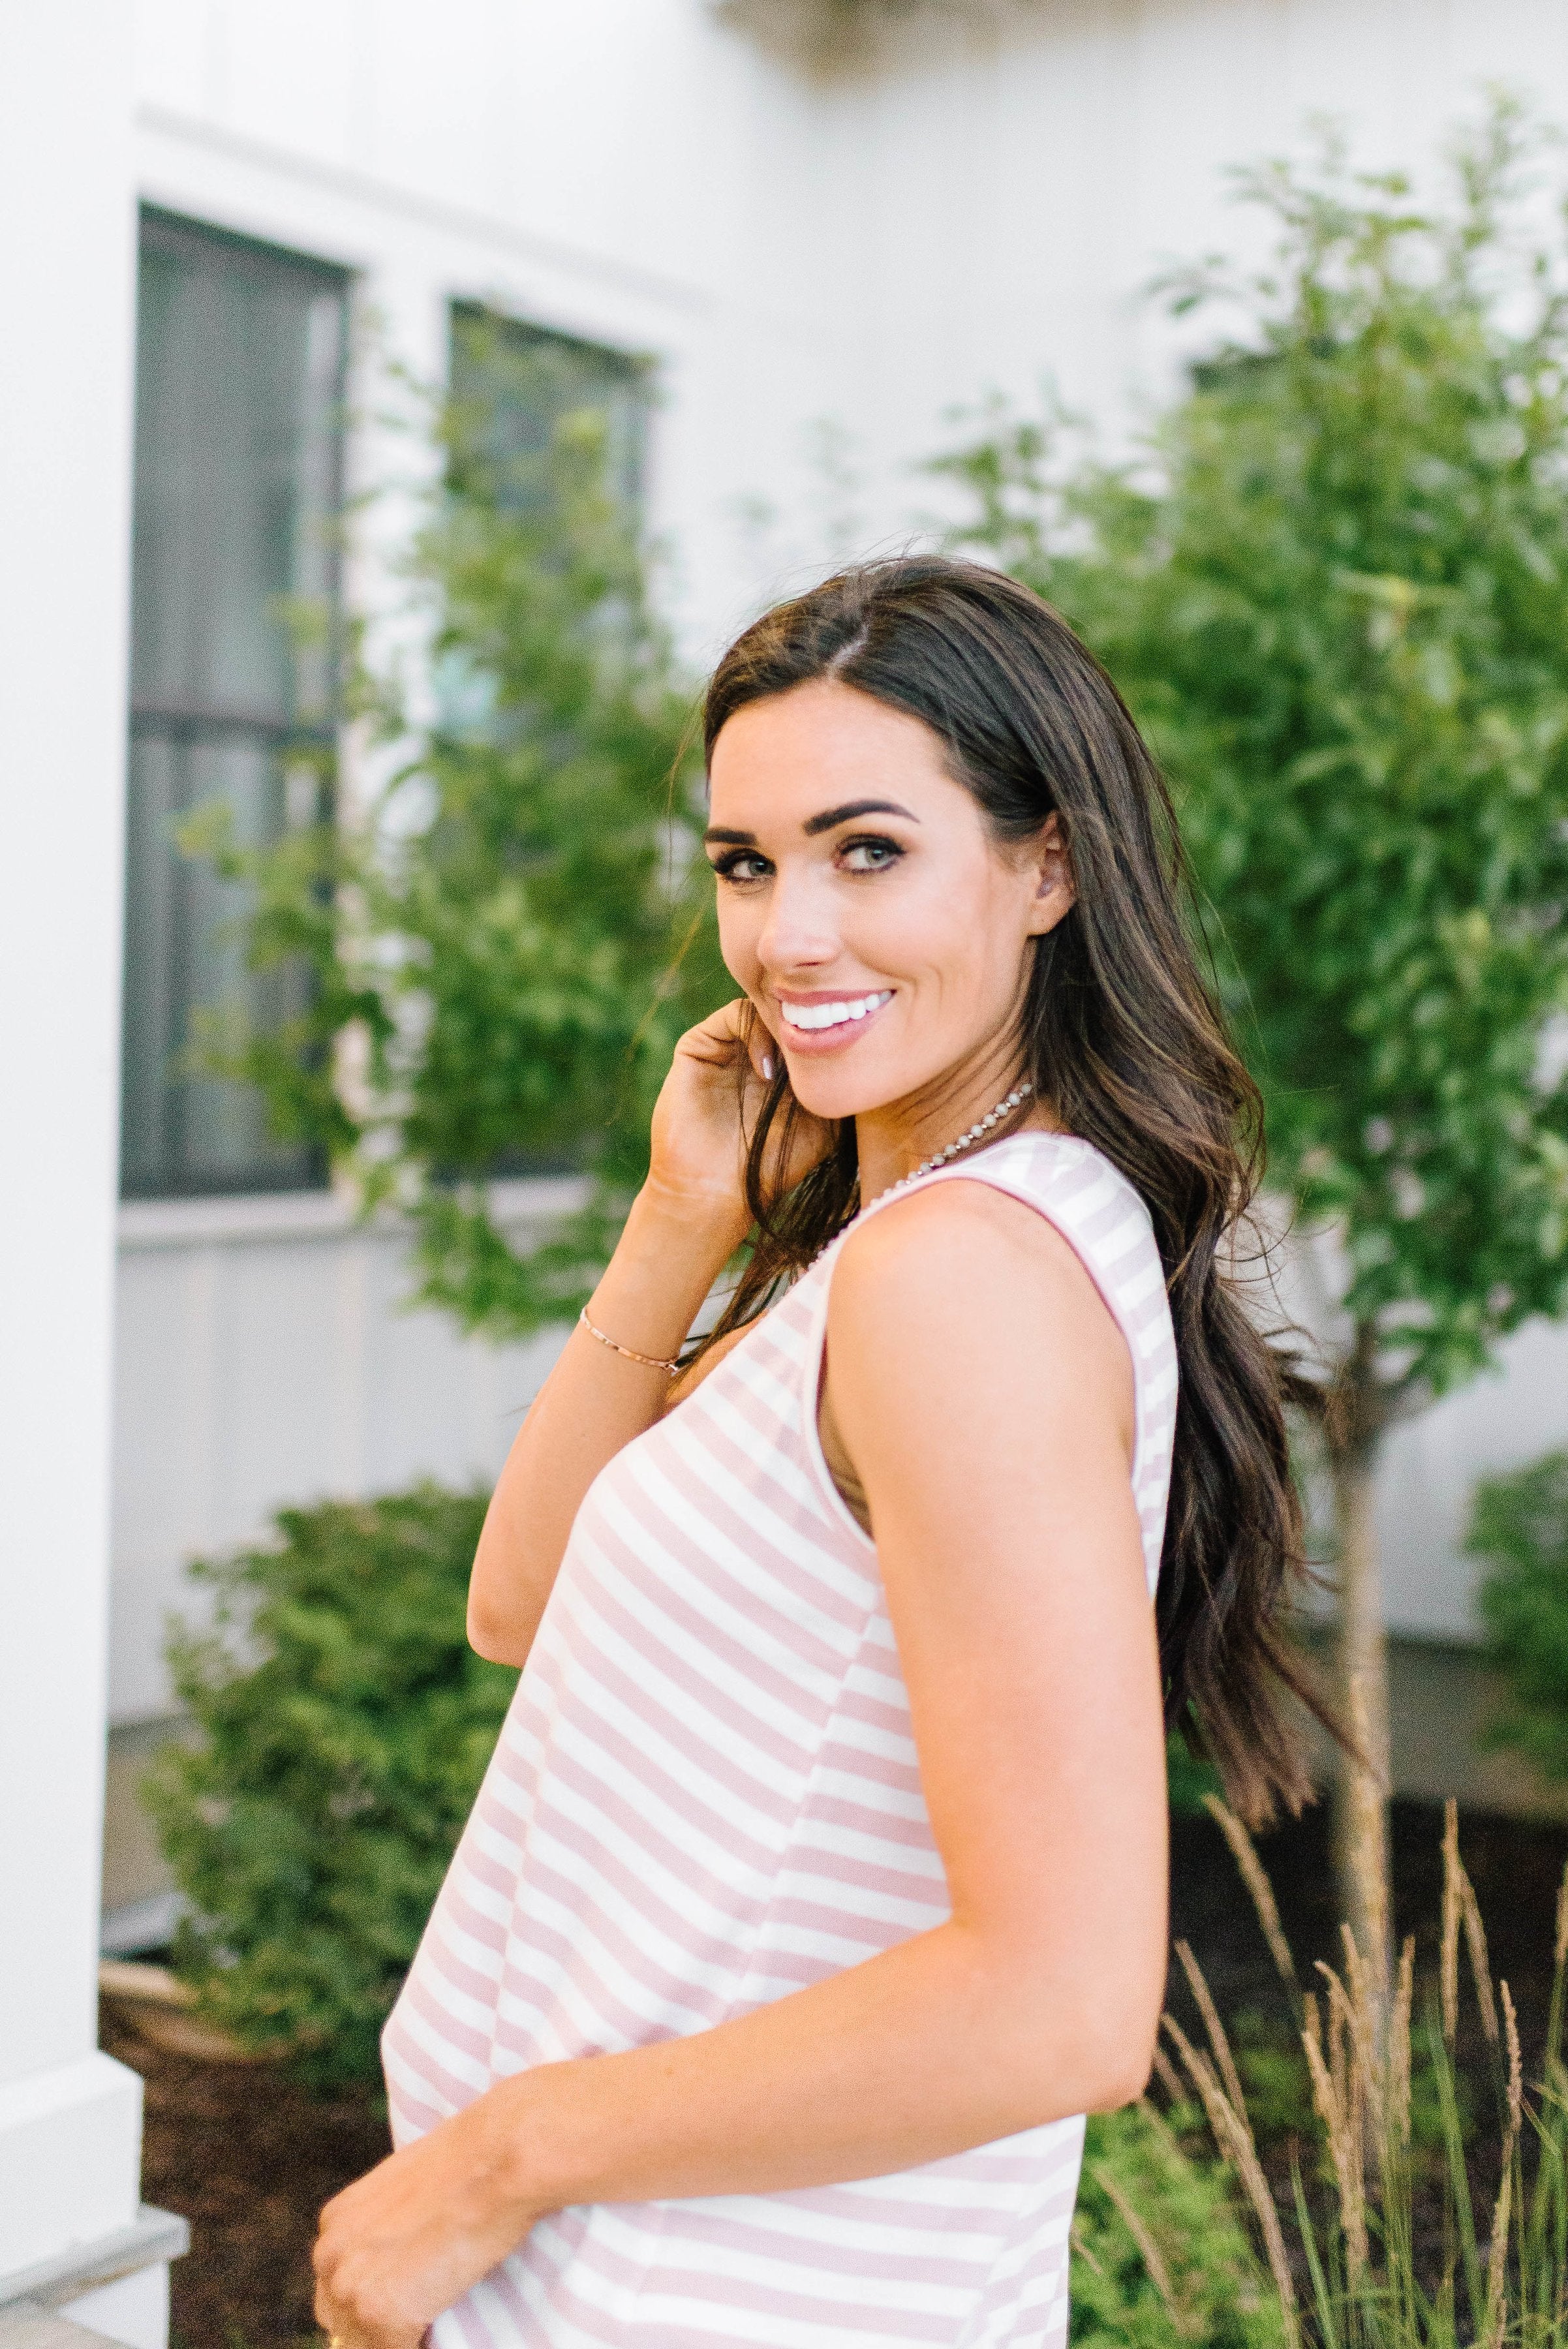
705, 679, 1074, 1124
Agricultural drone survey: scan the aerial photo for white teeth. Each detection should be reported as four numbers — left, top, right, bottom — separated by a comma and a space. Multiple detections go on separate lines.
779, 990, 891, 1033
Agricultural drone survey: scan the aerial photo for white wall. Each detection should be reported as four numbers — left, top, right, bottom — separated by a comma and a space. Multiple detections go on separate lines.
1, 0, 136, 2095
0, 0, 157, 2311
112, 1188, 571, 1722
131, 0, 866, 665
111, 0, 1568, 1738
793, 0, 1568, 527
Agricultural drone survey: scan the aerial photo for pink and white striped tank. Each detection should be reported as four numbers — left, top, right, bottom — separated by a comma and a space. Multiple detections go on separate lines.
383, 1129, 1178, 2349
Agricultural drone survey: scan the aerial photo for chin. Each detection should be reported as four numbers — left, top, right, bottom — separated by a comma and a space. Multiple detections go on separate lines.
782, 1060, 899, 1123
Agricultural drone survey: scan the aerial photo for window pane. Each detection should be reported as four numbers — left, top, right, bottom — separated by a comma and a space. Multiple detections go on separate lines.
121, 211, 346, 1199
121, 736, 322, 1197
448, 303, 648, 518
440, 308, 652, 1178
120, 736, 182, 1193
131, 213, 345, 725
438, 306, 649, 738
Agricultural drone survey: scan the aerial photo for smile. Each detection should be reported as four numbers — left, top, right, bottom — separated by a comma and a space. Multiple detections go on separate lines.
777, 989, 893, 1036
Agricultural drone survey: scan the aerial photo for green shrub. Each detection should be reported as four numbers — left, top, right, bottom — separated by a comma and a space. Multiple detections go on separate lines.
1072, 2102, 1285, 2347
1472, 1448, 1568, 1781
146, 1482, 515, 2095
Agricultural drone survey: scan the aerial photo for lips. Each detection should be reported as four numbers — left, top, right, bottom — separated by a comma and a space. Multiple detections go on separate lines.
777, 989, 893, 1036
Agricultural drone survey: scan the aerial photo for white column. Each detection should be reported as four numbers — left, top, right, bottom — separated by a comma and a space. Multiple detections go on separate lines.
0, 7, 172, 2344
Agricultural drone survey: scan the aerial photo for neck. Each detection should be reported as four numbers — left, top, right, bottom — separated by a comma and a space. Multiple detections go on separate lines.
852, 1043, 1048, 1204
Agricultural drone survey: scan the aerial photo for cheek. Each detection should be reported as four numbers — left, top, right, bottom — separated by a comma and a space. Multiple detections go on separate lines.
872, 855, 1011, 985
915, 902, 1035, 1025
715, 893, 761, 990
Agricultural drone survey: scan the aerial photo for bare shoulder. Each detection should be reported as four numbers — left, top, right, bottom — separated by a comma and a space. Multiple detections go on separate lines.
833, 1174, 1106, 1327
828, 1175, 1134, 1439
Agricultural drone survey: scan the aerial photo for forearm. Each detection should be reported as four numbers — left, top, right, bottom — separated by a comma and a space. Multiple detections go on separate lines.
467, 1183, 740, 1662
484, 1918, 1156, 2218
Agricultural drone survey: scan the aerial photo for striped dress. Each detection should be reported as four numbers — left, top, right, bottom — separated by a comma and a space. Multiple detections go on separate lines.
382, 1129, 1178, 2349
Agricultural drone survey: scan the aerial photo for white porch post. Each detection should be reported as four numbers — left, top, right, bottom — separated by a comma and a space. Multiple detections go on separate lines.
0, 7, 185, 2346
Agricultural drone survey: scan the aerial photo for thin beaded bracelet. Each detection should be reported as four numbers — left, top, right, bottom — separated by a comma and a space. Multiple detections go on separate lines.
579, 1306, 680, 1375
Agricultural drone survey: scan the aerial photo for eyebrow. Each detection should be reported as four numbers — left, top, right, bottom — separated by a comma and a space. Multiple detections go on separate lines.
703, 798, 920, 847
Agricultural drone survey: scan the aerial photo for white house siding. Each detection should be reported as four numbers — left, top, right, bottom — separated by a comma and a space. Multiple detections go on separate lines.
775, 0, 1568, 530
111, 1187, 576, 1724
114, 0, 1568, 1777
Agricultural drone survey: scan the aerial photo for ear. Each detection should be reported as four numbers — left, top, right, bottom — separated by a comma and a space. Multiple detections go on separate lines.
1024, 812, 1076, 938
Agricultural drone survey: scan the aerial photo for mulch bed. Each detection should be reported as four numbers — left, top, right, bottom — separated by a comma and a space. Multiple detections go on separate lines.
104, 1796, 1568, 2349
100, 2005, 390, 2349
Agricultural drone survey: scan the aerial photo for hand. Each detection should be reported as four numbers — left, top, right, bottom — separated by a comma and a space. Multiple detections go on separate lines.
313, 2086, 538, 2349
644, 998, 835, 1246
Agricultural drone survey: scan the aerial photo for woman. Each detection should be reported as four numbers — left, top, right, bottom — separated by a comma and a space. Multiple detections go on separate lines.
315, 557, 1314, 2349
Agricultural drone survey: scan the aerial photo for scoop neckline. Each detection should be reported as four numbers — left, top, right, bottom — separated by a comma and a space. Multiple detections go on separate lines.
848, 1124, 1085, 1235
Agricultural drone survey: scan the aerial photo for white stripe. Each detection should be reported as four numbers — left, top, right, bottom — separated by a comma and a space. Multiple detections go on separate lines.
577, 1519, 842, 1750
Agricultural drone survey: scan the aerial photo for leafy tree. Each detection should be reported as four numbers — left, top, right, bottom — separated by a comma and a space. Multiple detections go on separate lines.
186, 318, 725, 1336
941, 101, 1568, 1981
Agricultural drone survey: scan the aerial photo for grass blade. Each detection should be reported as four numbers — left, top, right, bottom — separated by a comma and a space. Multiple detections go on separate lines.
1203, 1792, 1299, 1991
1441, 1800, 1462, 2047
1291, 2151, 1344, 2349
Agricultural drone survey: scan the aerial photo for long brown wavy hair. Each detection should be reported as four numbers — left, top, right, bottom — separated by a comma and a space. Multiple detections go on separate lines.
696, 555, 1326, 1825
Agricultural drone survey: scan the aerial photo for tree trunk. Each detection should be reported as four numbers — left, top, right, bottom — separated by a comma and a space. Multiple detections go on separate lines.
1325, 1342, 1393, 2006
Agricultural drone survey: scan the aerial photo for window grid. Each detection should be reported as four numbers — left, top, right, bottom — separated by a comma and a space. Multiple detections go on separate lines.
121, 209, 348, 1200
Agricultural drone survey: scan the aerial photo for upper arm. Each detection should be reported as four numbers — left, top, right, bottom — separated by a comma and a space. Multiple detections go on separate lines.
824, 1183, 1167, 2043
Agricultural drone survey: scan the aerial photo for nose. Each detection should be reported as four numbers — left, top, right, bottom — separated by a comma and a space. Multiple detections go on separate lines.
755, 863, 839, 979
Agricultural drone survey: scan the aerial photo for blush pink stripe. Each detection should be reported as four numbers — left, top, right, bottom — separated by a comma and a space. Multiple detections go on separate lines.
385, 1133, 1176, 2348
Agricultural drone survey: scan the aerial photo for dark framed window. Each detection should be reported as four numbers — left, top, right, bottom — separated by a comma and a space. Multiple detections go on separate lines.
121, 208, 348, 1199
447, 303, 648, 517
438, 305, 651, 773
442, 307, 652, 1178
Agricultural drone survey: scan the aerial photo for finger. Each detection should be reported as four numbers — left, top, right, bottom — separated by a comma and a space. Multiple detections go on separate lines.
684, 998, 771, 1078
703, 997, 748, 1041
683, 1000, 743, 1054
730, 996, 776, 1084
315, 2288, 382, 2349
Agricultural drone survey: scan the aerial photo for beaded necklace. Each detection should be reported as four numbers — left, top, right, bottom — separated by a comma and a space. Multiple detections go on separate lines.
850, 1079, 1034, 1220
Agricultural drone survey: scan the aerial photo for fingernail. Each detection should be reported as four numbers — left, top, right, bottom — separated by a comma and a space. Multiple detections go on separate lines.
761, 1054, 775, 1080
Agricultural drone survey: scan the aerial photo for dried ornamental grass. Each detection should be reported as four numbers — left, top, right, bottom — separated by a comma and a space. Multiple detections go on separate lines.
1091, 1798, 1568, 2348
